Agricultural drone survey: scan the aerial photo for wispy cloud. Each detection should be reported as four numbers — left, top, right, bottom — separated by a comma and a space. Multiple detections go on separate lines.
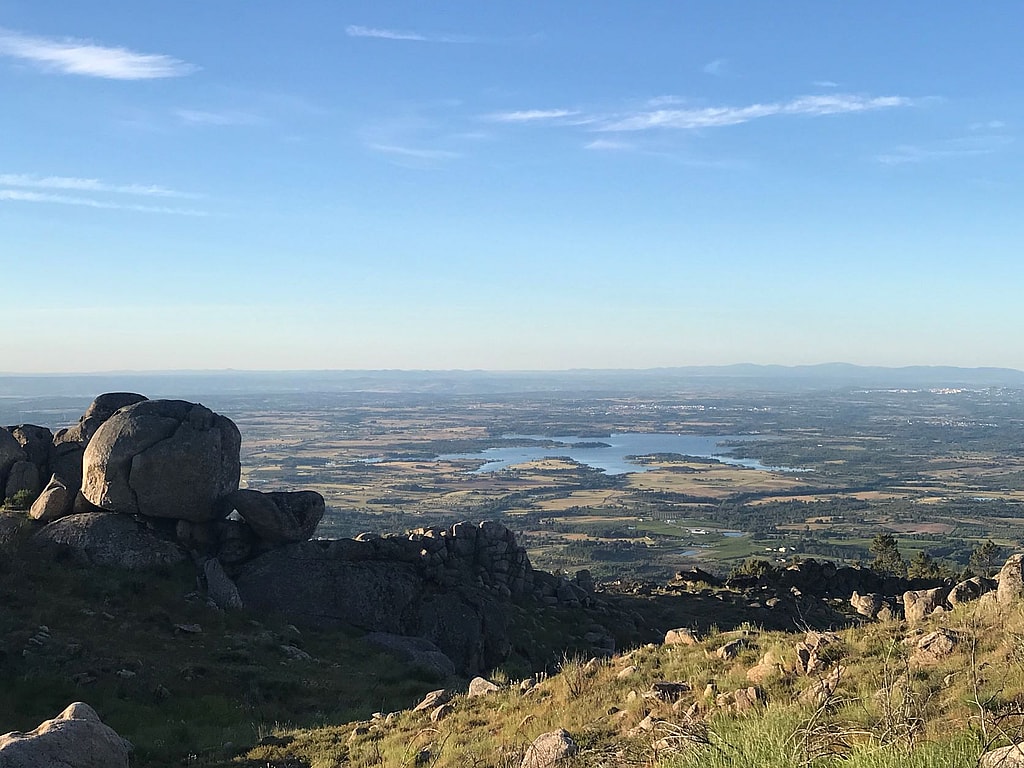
0, 26, 195, 79
345, 25, 471, 43
646, 95, 688, 108
584, 139, 634, 152
0, 189, 206, 215
703, 58, 728, 76
875, 135, 1013, 165
174, 109, 264, 127
598, 94, 913, 132
969, 120, 1006, 131
813, 80, 840, 88
483, 94, 912, 134
0, 173, 199, 199
0, 172, 205, 214
367, 144, 462, 167
483, 109, 581, 123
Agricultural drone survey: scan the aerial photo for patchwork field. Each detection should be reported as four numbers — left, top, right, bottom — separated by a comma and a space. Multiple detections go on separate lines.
187, 386, 1023, 581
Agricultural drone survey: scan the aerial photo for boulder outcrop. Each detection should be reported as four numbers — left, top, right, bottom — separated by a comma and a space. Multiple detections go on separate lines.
5, 424, 53, 477
948, 576, 995, 605
28, 474, 75, 523
4, 460, 40, 499
224, 489, 325, 544
204, 557, 244, 611
81, 399, 240, 522
998, 554, 1024, 605
903, 587, 950, 623
0, 428, 28, 497
55, 393, 148, 445
234, 521, 531, 674
364, 633, 456, 679
32, 512, 187, 570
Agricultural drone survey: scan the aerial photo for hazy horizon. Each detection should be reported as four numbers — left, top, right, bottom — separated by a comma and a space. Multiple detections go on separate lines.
3, 361, 1024, 377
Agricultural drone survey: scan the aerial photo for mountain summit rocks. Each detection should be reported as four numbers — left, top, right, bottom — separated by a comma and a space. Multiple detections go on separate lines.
20, 394, 321, 571
82, 399, 241, 522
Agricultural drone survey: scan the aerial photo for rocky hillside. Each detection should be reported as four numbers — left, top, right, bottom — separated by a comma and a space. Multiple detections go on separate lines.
3, 393, 1024, 767
185, 553, 1024, 767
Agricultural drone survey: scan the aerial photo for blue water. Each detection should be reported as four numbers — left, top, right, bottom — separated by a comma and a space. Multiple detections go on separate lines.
438, 433, 798, 475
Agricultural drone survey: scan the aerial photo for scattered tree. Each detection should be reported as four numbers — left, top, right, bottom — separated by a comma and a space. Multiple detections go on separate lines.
970, 539, 1005, 577
870, 533, 906, 578
907, 551, 944, 580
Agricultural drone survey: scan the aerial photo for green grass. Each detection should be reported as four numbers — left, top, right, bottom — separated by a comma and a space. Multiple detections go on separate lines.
0, 524, 443, 766
226, 595, 1024, 768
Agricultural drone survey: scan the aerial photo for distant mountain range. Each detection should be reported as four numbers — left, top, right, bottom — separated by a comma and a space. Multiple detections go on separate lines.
2, 364, 1023, 398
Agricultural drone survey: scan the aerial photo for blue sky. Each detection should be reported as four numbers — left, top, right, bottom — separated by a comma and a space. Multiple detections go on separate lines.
2, 2, 1022, 372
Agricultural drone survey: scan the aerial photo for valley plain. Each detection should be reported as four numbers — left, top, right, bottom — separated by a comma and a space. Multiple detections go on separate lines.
7, 369, 1021, 581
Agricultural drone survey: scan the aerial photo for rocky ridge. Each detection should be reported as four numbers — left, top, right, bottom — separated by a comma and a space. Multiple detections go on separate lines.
2, 394, 616, 676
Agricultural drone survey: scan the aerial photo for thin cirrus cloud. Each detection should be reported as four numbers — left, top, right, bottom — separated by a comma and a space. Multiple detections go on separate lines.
584, 139, 635, 152
368, 144, 462, 162
0, 174, 206, 214
345, 25, 472, 43
0, 26, 195, 79
483, 109, 582, 123
702, 58, 729, 76
0, 189, 207, 215
482, 94, 913, 134
174, 109, 265, 127
597, 94, 914, 132
875, 135, 1013, 165
0, 173, 200, 199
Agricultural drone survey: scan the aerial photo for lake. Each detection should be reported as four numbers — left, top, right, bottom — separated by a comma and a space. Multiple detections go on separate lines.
438, 433, 799, 475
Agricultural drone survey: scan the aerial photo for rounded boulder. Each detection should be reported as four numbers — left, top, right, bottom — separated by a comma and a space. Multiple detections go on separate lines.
225, 489, 325, 543
82, 400, 241, 522
33, 512, 187, 569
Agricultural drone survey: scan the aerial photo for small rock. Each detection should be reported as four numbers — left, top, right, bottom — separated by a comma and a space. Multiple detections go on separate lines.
627, 715, 658, 736
664, 628, 699, 646
982, 743, 1024, 767
468, 676, 500, 697
913, 629, 958, 662
0, 702, 130, 767
649, 681, 689, 703
617, 666, 636, 680
279, 644, 313, 662
732, 686, 764, 712
716, 638, 749, 660
522, 729, 577, 768
413, 689, 452, 712
174, 623, 203, 634
430, 703, 454, 722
